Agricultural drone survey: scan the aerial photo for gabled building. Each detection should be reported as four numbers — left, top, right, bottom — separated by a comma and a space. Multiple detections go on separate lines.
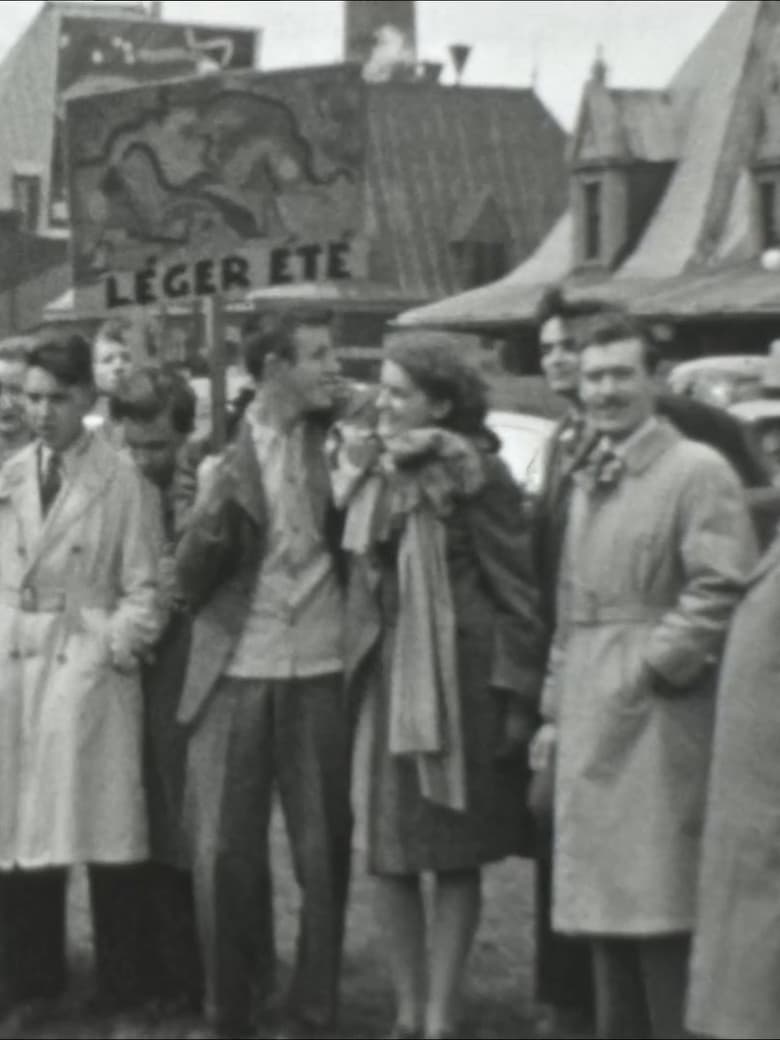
0, 0, 569, 358
401, 0, 780, 362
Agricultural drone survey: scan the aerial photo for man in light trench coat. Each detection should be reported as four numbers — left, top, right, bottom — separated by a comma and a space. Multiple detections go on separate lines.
686, 527, 780, 1038
533, 309, 756, 1039
0, 335, 159, 1017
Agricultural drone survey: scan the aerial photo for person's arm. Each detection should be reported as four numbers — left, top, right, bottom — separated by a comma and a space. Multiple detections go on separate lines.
107, 461, 162, 671
175, 456, 245, 612
644, 451, 758, 691
465, 456, 548, 713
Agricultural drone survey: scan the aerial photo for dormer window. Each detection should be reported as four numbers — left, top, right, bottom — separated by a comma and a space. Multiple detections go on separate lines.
12, 174, 41, 234
449, 189, 511, 290
583, 179, 603, 261
465, 242, 509, 288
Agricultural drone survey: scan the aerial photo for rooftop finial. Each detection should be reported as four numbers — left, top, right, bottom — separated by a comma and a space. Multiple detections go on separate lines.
450, 44, 472, 87
592, 45, 609, 86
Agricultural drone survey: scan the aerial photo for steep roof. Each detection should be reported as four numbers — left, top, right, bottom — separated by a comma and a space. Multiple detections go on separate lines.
397, 212, 573, 329
400, 0, 780, 329
631, 261, 780, 319
574, 84, 679, 165
0, 3, 568, 312
619, 0, 769, 278
364, 81, 568, 299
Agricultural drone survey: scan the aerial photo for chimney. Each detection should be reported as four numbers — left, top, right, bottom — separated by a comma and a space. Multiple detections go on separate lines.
450, 44, 472, 86
345, 1, 417, 65
149, 1, 163, 18
420, 62, 444, 84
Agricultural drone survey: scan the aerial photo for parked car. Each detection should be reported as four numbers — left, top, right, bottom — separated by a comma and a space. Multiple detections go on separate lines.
486, 410, 556, 494
667, 356, 767, 408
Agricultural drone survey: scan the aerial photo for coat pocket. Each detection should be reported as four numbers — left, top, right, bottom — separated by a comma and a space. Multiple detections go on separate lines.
617, 627, 653, 714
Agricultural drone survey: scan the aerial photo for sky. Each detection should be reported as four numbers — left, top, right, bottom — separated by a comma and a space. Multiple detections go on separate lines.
0, 0, 730, 127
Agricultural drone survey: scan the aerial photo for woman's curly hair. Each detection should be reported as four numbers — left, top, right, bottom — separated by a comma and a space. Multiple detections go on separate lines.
384, 331, 489, 436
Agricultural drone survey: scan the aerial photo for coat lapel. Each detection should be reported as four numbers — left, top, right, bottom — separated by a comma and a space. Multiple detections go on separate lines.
0, 445, 43, 562
25, 435, 113, 577
622, 418, 680, 476
224, 420, 266, 526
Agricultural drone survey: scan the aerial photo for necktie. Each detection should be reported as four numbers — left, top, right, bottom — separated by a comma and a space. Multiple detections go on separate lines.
579, 436, 625, 493
40, 450, 63, 517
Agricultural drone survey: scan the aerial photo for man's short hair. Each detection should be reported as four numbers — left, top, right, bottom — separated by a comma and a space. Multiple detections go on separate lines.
27, 335, 94, 388
537, 287, 659, 373
0, 336, 33, 364
536, 285, 611, 329
580, 308, 660, 374
242, 310, 334, 382
111, 365, 196, 436
95, 317, 131, 347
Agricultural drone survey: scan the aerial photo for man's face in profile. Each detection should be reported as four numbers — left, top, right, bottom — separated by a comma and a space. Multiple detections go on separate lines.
540, 316, 581, 400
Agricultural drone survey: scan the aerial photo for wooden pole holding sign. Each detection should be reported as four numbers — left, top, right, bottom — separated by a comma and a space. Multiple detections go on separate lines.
204, 295, 228, 452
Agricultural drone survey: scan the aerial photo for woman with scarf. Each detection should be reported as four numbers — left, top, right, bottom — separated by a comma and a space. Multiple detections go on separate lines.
334, 335, 546, 1040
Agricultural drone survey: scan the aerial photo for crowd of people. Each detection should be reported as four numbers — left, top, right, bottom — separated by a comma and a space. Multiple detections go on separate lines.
0, 293, 775, 1040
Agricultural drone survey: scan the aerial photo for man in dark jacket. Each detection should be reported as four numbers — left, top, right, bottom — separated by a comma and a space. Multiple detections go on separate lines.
531, 290, 598, 1037
113, 365, 207, 1013
176, 312, 351, 1040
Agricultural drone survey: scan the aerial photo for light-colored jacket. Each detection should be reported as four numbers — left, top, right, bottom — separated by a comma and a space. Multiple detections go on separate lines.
687, 539, 780, 1038
0, 434, 159, 868
546, 419, 756, 936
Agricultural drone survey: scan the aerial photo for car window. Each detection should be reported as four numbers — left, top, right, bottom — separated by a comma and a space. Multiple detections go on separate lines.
487, 416, 551, 489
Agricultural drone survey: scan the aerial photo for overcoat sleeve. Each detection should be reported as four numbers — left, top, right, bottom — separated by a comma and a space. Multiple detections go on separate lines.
644, 452, 758, 686
107, 459, 161, 667
464, 455, 547, 710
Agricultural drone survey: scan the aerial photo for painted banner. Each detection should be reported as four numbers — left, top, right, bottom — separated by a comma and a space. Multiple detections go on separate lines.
50, 14, 259, 224
65, 65, 369, 311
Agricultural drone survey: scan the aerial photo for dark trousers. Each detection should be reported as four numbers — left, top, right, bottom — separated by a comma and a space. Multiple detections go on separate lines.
535, 829, 594, 1016
592, 935, 693, 1039
185, 675, 353, 1031
0, 865, 150, 1007
135, 863, 202, 1008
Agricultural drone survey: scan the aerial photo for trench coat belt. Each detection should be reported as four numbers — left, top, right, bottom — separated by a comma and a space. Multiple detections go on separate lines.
570, 601, 669, 626
0, 585, 114, 614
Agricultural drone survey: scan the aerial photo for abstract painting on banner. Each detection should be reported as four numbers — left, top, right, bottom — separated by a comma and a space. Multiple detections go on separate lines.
50, 13, 259, 225
65, 65, 369, 313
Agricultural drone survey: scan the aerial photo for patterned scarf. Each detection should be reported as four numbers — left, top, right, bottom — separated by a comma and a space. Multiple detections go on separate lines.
330, 425, 486, 812
577, 435, 626, 494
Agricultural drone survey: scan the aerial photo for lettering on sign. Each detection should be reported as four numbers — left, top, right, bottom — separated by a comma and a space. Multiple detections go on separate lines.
103, 243, 361, 310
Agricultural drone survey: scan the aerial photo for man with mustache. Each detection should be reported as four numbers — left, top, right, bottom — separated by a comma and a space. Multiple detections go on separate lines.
533, 309, 755, 1038
530, 289, 766, 1035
